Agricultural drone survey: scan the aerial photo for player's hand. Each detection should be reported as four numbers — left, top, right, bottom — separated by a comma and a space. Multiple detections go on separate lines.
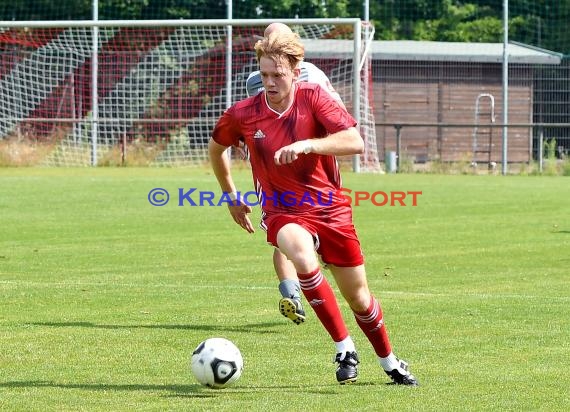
235, 146, 248, 160
228, 203, 255, 233
236, 141, 249, 160
274, 140, 312, 165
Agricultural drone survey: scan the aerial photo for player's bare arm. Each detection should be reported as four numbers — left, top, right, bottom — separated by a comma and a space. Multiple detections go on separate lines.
274, 127, 364, 165
208, 138, 255, 233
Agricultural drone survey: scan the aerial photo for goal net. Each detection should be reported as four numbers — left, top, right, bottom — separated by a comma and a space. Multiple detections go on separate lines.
0, 20, 379, 171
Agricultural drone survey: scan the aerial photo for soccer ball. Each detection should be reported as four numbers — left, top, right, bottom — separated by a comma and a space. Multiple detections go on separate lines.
190, 337, 243, 389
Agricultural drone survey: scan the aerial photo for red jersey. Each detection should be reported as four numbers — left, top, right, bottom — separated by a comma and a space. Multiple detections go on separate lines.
212, 82, 358, 217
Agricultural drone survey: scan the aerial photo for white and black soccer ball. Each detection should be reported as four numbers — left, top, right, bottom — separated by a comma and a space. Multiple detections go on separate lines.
190, 337, 243, 389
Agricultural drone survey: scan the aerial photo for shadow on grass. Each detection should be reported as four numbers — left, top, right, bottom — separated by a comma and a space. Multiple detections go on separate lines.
165, 382, 384, 398
30, 321, 283, 334
0, 380, 380, 397
0, 380, 215, 398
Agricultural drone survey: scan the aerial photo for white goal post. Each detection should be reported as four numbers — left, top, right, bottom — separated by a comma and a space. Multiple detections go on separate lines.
0, 18, 379, 171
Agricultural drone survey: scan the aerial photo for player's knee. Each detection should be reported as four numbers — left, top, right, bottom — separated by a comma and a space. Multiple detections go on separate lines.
285, 251, 319, 273
337, 284, 370, 312
347, 293, 370, 313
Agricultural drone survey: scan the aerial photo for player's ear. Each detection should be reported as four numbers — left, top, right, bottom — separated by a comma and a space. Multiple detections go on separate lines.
292, 66, 301, 81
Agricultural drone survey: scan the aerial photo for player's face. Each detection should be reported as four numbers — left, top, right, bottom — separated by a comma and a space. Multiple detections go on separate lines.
259, 56, 299, 112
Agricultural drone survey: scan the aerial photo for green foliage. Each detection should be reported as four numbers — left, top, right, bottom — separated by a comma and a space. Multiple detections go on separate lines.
563, 159, 570, 176
100, 0, 150, 19
375, 2, 503, 42
1, 1, 570, 53
544, 138, 557, 160
541, 138, 567, 176
445, 15, 502, 42
0, 0, 92, 19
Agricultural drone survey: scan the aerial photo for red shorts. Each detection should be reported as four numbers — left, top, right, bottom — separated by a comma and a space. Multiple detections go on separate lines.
262, 211, 364, 267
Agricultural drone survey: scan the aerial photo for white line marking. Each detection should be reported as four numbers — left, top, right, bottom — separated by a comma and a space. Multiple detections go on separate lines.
1, 280, 568, 301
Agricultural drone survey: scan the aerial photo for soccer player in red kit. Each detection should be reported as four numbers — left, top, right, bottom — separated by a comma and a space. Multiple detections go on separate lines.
209, 30, 418, 386
244, 22, 347, 326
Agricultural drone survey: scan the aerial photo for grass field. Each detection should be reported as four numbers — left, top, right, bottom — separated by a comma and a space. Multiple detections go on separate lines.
1, 167, 569, 411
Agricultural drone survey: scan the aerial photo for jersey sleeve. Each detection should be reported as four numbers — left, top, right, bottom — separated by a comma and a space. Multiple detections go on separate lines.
212, 107, 242, 147
246, 71, 264, 97
309, 85, 357, 134
302, 62, 344, 106
320, 79, 343, 106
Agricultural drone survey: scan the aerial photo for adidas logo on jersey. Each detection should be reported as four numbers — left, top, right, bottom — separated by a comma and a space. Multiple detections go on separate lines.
254, 130, 265, 139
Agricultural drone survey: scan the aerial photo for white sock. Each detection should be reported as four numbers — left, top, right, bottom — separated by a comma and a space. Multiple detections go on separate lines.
334, 336, 356, 355
379, 352, 400, 371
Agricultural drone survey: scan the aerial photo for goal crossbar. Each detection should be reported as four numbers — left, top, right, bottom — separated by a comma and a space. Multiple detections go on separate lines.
0, 19, 378, 170
0, 18, 362, 28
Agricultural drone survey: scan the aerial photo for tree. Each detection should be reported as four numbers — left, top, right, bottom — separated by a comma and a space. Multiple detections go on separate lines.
0, 0, 92, 20
415, 2, 502, 42
1, 0, 569, 55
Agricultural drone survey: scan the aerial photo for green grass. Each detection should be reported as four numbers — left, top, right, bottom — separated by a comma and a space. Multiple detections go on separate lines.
1, 167, 569, 411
